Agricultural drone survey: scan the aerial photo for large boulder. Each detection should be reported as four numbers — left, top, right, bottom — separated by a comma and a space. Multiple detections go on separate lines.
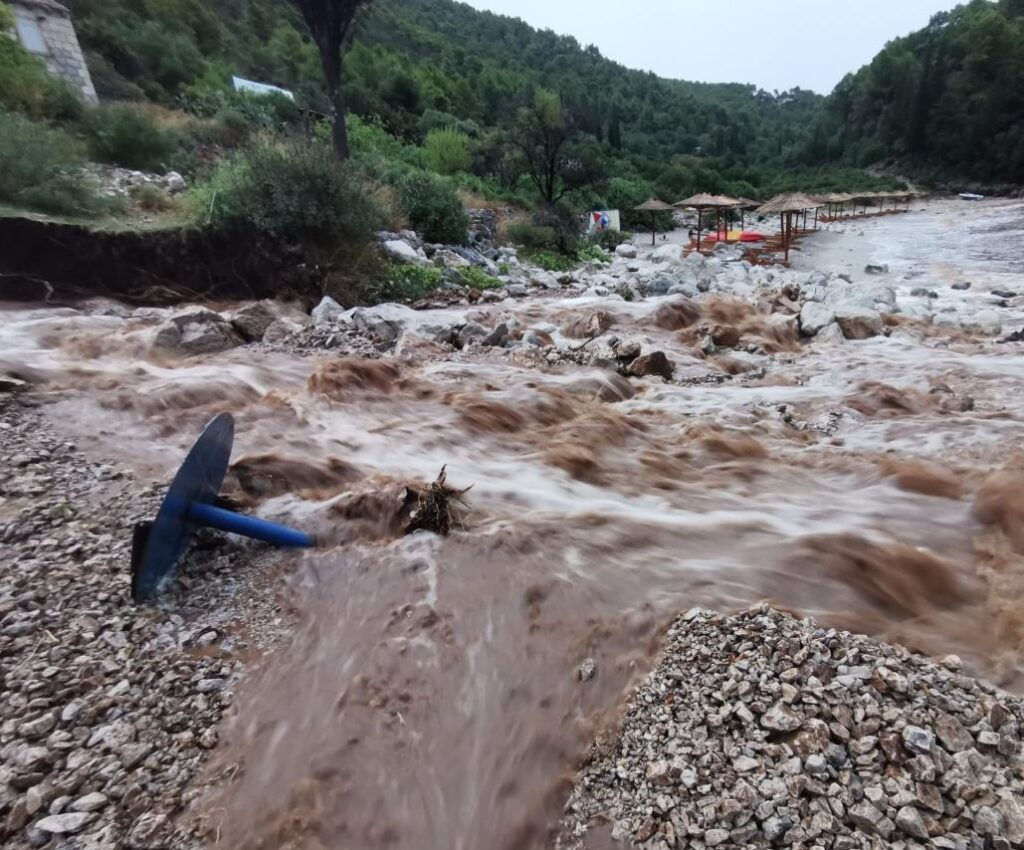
815, 322, 846, 346
799, 302, 837, 336
805, 270, 829, 288
348, 306, 410, 344
152, 310, 244, 356
647, 273, 683, 296
650, 244, 684, 266
433, 249, 471, 269
615, 243, 638, 259
262, 319, 304, 344
827, 282, 896, 314
835, 306, 883, 340
530, 270, 561, 290
449, 245, 500, 275
626, 351, 674, 381
230, 302, 277, 343
383, 239, 430, 266
455, 322, 489, 349
312, 296, 344, 327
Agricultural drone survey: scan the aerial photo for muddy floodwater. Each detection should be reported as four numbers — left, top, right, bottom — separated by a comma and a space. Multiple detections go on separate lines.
3, 199, 1024, 849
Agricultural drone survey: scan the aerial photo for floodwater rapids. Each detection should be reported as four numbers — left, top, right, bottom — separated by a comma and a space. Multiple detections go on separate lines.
3, 199, 1024, 849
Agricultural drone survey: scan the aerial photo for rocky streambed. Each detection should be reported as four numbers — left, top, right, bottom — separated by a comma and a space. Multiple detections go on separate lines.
3, 198, 1024, 850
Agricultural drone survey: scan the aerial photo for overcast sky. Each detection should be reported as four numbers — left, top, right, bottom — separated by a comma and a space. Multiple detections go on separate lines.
462, 0, 962, 94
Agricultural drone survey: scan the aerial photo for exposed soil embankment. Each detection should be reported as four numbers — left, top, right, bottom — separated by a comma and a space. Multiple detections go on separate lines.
0, 217, 327, 306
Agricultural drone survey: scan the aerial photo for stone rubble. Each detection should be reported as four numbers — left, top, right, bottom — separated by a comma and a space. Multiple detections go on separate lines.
0, 398, 297, 850
559, 606, 1024, 850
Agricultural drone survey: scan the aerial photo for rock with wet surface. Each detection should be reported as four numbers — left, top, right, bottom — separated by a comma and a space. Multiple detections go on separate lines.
625, 352, 674, 381
230, 302, 278, 342
312, 296, 345, 326
835, 306, 883, 340
151, 309, 245, 356
799, 301, 836, 336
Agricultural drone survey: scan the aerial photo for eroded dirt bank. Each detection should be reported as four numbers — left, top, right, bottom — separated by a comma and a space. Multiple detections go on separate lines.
3, 199, 1024, 849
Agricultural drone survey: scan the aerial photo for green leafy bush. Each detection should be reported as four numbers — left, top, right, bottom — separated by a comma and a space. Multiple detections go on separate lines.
423, 127, 471, 176
577, 243, 611, 264
503, 219, 556, 250
397, 172, 468, 244
129, 183, 177, 213
0, 6, 82, 121
201, 141, 387, 245
456, 266, 501, 290
0, 112, 104, 216
520, 249, 577, 273
587, 228, 626, 251
376, 262, 443, 301
80, 105, 178, 171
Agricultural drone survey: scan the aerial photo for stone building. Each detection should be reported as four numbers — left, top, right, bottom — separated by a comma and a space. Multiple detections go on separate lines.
9, 0, 98, 103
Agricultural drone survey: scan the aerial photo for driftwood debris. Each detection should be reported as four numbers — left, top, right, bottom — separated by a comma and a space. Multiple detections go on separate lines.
406, 466, 472, 536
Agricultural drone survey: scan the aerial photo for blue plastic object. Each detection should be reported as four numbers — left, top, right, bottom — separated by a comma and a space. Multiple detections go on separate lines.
131, 412, 314, 602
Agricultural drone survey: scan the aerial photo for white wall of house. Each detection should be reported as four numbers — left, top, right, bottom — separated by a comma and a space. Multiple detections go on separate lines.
11, 0, 98, 103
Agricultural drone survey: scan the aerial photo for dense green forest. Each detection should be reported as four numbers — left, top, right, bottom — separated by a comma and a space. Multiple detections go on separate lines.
806, 0, 1024, 184
7, 0, 1021, 251
64, 0, 861, 201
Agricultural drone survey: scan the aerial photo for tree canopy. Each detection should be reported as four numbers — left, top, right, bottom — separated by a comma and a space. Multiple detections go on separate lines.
805, 0, 1024, 183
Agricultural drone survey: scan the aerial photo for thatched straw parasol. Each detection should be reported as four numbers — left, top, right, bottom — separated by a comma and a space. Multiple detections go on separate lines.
820, 192, 852, 218
848, 191, 880, 215
733, 197, 762, 228
633, 198, 676, 246
756, 193, 822, 262
674, 194, 742, 249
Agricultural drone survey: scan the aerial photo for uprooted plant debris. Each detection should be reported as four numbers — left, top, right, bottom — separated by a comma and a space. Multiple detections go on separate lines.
405, 466, 472, 536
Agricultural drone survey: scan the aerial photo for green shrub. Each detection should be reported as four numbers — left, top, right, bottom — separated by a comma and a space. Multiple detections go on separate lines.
129, 182, 177, 213
397, 172, 468, 244
0, 112, 104, 216
0, 7, 82, 122
376, 262, 443, 301
504, 219, 556, 250
578, 243, 611, 264
456, 266, 502, 290
81, 105, 178, 171
201, 141, 386, 245
423, 127, 472, 176
520, 249, 577, 273
587, 228, 625, 251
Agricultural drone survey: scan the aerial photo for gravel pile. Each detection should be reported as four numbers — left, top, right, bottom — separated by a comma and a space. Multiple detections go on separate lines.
0, 396, 294, 849
560, 606, 1024, 850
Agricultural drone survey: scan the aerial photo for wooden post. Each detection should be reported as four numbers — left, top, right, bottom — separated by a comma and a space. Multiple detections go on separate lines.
651, 212, 656, 246
813, 207, 819, 230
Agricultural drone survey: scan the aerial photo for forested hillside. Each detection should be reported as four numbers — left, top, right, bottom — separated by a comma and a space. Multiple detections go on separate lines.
806, 0, 1024, 184
65, 0, 849, 200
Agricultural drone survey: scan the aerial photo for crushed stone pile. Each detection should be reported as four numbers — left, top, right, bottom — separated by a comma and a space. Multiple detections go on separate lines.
559, 606, 1024, 850
0, 398, 292, 849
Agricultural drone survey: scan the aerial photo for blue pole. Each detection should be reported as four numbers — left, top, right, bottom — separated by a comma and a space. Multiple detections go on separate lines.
188, 502, 315, 548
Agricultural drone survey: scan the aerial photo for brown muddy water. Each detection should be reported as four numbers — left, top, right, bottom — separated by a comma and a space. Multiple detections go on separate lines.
3, 199, 1024, 849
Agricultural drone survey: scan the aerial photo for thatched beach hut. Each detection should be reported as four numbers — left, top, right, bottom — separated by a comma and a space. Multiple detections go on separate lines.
674, 194, 741, 250
633, 198, 676, 246
756, 193, 822, 262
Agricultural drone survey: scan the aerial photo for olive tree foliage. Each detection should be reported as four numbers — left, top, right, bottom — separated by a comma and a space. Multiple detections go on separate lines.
511, 89, 605, 205
289, 0, 372, 159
